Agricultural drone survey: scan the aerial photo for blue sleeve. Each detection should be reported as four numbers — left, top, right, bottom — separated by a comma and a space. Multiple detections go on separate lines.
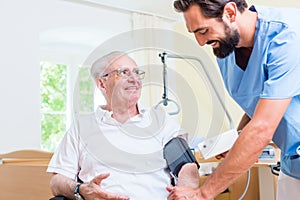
260, 28, 300, 99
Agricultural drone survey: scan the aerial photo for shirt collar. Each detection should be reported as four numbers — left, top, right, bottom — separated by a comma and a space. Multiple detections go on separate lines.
95, 102, 147, 125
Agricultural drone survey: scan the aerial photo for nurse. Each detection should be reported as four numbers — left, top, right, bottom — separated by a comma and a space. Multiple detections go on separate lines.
167, 0, 300, 200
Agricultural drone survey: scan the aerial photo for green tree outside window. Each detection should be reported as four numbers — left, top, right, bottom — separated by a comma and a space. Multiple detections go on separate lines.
40, 63, 94, 151
40, 62, 67, 151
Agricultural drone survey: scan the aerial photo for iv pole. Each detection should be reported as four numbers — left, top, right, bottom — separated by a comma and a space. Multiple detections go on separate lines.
155, 52, 180, 115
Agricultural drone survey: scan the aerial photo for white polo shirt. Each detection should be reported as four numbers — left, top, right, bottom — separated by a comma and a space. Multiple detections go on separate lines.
47, 105, 185, 200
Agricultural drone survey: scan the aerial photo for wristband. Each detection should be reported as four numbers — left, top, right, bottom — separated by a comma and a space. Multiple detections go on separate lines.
74, 183, 84, 200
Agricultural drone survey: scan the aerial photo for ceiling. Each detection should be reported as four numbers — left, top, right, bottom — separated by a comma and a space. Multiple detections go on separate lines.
73, 0, 300, 21
72, 0, 183, 21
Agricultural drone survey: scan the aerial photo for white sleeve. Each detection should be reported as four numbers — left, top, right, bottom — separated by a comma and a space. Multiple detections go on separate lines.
162, 111, 188, 144
47, 122, 80, 180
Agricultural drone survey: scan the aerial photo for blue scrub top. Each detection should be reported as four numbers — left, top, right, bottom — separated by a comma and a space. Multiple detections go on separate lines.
217, 6, 300, 179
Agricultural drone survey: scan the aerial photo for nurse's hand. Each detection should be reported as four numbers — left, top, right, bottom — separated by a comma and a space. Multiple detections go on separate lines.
166, 186, 207, 200
80, 173, 130, 200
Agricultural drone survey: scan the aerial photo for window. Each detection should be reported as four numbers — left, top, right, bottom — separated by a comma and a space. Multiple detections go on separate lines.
40, 62, 67, 151
40, 62, 95, 151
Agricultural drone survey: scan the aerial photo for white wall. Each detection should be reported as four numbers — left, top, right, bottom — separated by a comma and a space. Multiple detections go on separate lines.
248, 0, 300, 7
0, 0, 41, 153
0, 0, 132, 153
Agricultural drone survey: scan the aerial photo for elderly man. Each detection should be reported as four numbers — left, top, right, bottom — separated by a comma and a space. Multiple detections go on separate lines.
47, 51, 197, 200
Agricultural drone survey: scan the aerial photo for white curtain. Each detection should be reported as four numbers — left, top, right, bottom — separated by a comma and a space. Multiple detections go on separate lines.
131, 13, 178, 116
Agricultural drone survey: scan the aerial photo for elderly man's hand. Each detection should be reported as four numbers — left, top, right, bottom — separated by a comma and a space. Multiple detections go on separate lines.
177, 163, 200, 188
81, 173, 130, 200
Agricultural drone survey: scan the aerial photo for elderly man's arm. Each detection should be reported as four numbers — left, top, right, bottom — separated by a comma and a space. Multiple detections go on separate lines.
50, 173, 129, 200
50, 173, 77, 199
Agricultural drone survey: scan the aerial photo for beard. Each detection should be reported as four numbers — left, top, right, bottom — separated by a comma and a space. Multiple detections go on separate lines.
211, 23, 240, 59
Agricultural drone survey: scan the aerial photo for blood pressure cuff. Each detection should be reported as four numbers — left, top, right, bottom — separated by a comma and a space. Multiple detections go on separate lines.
163, 137, 200, 179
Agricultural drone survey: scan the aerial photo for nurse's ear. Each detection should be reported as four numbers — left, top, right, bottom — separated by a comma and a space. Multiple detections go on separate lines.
223, 2, 237, 23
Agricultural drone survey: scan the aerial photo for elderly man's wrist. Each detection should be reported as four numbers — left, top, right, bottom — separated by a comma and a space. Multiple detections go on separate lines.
74, 182, 88, 200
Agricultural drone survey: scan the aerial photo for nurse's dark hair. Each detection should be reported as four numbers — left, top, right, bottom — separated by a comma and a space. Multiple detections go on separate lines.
174, 0, 248, 19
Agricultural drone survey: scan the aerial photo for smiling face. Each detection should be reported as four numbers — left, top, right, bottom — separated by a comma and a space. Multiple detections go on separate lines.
183, 4, 240, 58
97, 55, 142, 109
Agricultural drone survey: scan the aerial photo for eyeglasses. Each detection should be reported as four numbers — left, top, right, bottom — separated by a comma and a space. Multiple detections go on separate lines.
100, 68, 145, 80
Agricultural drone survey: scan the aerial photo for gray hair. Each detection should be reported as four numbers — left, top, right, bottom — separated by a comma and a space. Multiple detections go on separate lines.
90, 51, 126, 81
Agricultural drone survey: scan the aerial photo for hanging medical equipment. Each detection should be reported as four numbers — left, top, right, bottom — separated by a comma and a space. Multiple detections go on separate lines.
157, 51, 249, 200
157, 51, 237, 156
155, 52, 180, 115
